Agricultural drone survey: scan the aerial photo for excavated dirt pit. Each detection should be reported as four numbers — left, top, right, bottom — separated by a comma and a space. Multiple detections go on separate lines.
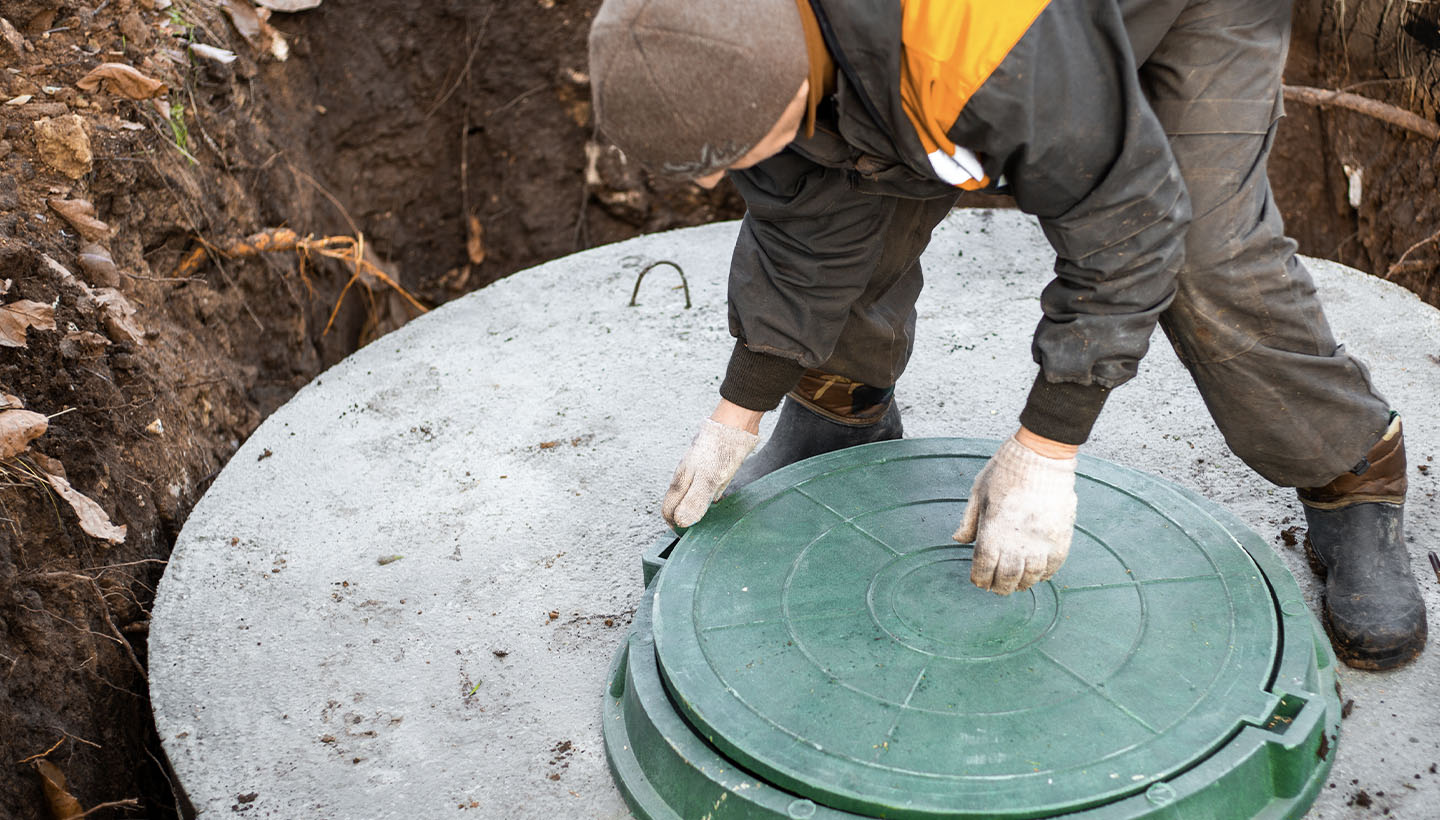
0, 0, 1436, 817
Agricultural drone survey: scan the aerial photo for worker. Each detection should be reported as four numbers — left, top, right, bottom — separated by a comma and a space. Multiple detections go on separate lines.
587, 0, 1427, 669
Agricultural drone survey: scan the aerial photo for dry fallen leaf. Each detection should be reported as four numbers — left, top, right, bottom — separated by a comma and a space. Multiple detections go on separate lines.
190, 43, 238, 64
77, 62, 168, 100
218, 0, 290, 60
0, 409, 48, 460
33, 759, 84, 820
59, 331, 108, 360
90, 288, 144, 345
254, 0, 324, 11
219, 0, 265, 42
48, 198, 111, 242
44, 471, 127, 544
0, 16, 25, 59
30, 451, 65, 478
0, 393, 23, 410
77, 243, 121, 288
0, 300, 57, 348
466, 215, 485, 265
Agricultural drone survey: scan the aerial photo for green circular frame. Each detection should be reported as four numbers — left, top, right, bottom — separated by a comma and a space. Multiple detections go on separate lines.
606, 439, 1339, 820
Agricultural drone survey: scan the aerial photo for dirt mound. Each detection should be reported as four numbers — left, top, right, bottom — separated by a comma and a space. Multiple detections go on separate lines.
0, 0, 1436, 817
0, 1, 735, 816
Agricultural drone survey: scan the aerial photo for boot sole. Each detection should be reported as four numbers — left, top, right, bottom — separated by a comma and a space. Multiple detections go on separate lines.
1304, 535, 1426, 670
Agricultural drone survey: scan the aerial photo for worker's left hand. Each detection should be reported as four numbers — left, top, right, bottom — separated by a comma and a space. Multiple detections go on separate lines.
953, 433, 1077, 595
662, 418, 760, 529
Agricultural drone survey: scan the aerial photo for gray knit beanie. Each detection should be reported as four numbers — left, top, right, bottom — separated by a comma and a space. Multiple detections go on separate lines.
589, 0, 808, 178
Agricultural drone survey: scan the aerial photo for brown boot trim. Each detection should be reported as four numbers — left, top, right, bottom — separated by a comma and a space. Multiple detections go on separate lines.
1298, 416, 1408, 505
1299, 494, 1405, 511
789, 370, 892, 427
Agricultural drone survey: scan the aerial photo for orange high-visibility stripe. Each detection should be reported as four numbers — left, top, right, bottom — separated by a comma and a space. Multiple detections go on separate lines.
899, 0, 1051, 189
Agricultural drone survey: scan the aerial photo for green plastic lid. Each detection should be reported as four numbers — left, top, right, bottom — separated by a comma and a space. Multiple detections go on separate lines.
606, 439, 1339, 819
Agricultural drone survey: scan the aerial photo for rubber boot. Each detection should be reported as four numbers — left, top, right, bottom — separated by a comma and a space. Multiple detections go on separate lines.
726, 392, 903, 493
1299, 415, 1427, 670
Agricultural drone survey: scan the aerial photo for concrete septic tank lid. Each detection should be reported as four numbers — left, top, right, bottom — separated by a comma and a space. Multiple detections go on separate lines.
149, 211, 1440, 819
613, 439, 1338, 820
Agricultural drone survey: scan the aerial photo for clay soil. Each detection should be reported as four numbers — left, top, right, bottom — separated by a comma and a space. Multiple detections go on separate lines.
0, 1, 1436, 818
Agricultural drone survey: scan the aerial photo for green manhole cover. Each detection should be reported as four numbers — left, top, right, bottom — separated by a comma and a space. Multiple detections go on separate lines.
606, 439, 1339, 819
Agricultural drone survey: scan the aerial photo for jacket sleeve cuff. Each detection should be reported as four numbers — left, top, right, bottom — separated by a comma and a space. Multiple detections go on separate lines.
1018, 371, 1112, 446
719, 340, 807, 411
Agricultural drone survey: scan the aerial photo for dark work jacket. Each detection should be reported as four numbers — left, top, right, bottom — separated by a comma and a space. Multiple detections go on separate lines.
723, 0, 1192, 443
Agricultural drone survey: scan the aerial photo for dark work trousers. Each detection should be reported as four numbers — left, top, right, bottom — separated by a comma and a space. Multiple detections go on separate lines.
807, 193, 958, 389
818, 0, 1392, 488
1126, 0, 1393, 486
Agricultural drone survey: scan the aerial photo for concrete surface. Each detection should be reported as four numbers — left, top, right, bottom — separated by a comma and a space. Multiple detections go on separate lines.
150, 210, 1440, 819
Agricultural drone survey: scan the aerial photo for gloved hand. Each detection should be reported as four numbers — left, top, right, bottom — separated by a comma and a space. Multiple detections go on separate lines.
662, 419, 760, 528
953, 435, 1077, 595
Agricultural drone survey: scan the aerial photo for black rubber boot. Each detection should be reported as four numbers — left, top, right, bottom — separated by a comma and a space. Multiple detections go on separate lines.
725, 397, 903, 493
1302, 501, 1428, 670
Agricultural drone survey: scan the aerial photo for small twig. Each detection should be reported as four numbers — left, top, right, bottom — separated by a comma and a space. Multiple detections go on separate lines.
487, 83, 548, 120
8, 458, 66, 530
1387, 225, 1440, 277
1283, 84, 1440, 141
176, 229, 429, 333
87, 667, 145, 700
17, 737, 64, 765
120, 271, 206, 284
424, 7, 495, 120
186, 82, 230, 170
76, 798, 142, 818
144, 744, 187, 819
233, 150, 283, 172
460, 17, 474, 263
78, 366, 113, 385
16, 604, 122, 649
76, 559, 168, 573
45, 407, 78, 421
57, 730, 101, 750
629, 261, 691, 309
86, 578, 148, 681
214, 254, 265, 332
287, 163, 362, 238
573, 180, 589, 252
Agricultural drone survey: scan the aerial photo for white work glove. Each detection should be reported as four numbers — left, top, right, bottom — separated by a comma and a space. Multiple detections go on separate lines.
953, 436, 1077, 595
662, 419, 760, 529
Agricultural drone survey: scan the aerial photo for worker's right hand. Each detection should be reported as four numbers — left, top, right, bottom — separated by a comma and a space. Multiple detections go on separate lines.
953, 434, 1077, 595
662, 418, 760, 529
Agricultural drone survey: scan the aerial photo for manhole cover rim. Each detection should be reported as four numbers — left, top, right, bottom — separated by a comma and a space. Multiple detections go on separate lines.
650, 438, 1324, 818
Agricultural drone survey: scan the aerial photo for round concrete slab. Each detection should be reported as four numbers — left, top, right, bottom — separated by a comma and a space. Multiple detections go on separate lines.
150, 211, 1440, 819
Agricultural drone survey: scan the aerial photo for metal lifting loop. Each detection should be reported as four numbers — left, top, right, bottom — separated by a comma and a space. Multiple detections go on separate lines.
628, 260, 691, 309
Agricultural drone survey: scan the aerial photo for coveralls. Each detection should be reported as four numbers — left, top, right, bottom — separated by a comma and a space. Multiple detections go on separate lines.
717, 0, 1393, 487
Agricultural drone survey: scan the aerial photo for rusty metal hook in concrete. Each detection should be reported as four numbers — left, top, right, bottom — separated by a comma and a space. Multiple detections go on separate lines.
628, 260, 691, 309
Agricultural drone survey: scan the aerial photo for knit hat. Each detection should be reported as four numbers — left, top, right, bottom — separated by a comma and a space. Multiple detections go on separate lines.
589, 0, 808, 178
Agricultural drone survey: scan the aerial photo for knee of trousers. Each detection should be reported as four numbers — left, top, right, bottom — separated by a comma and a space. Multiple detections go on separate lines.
1182, 346, 1393, 487
1162, 234, 1301, 365
1161, 181, 1342, 367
